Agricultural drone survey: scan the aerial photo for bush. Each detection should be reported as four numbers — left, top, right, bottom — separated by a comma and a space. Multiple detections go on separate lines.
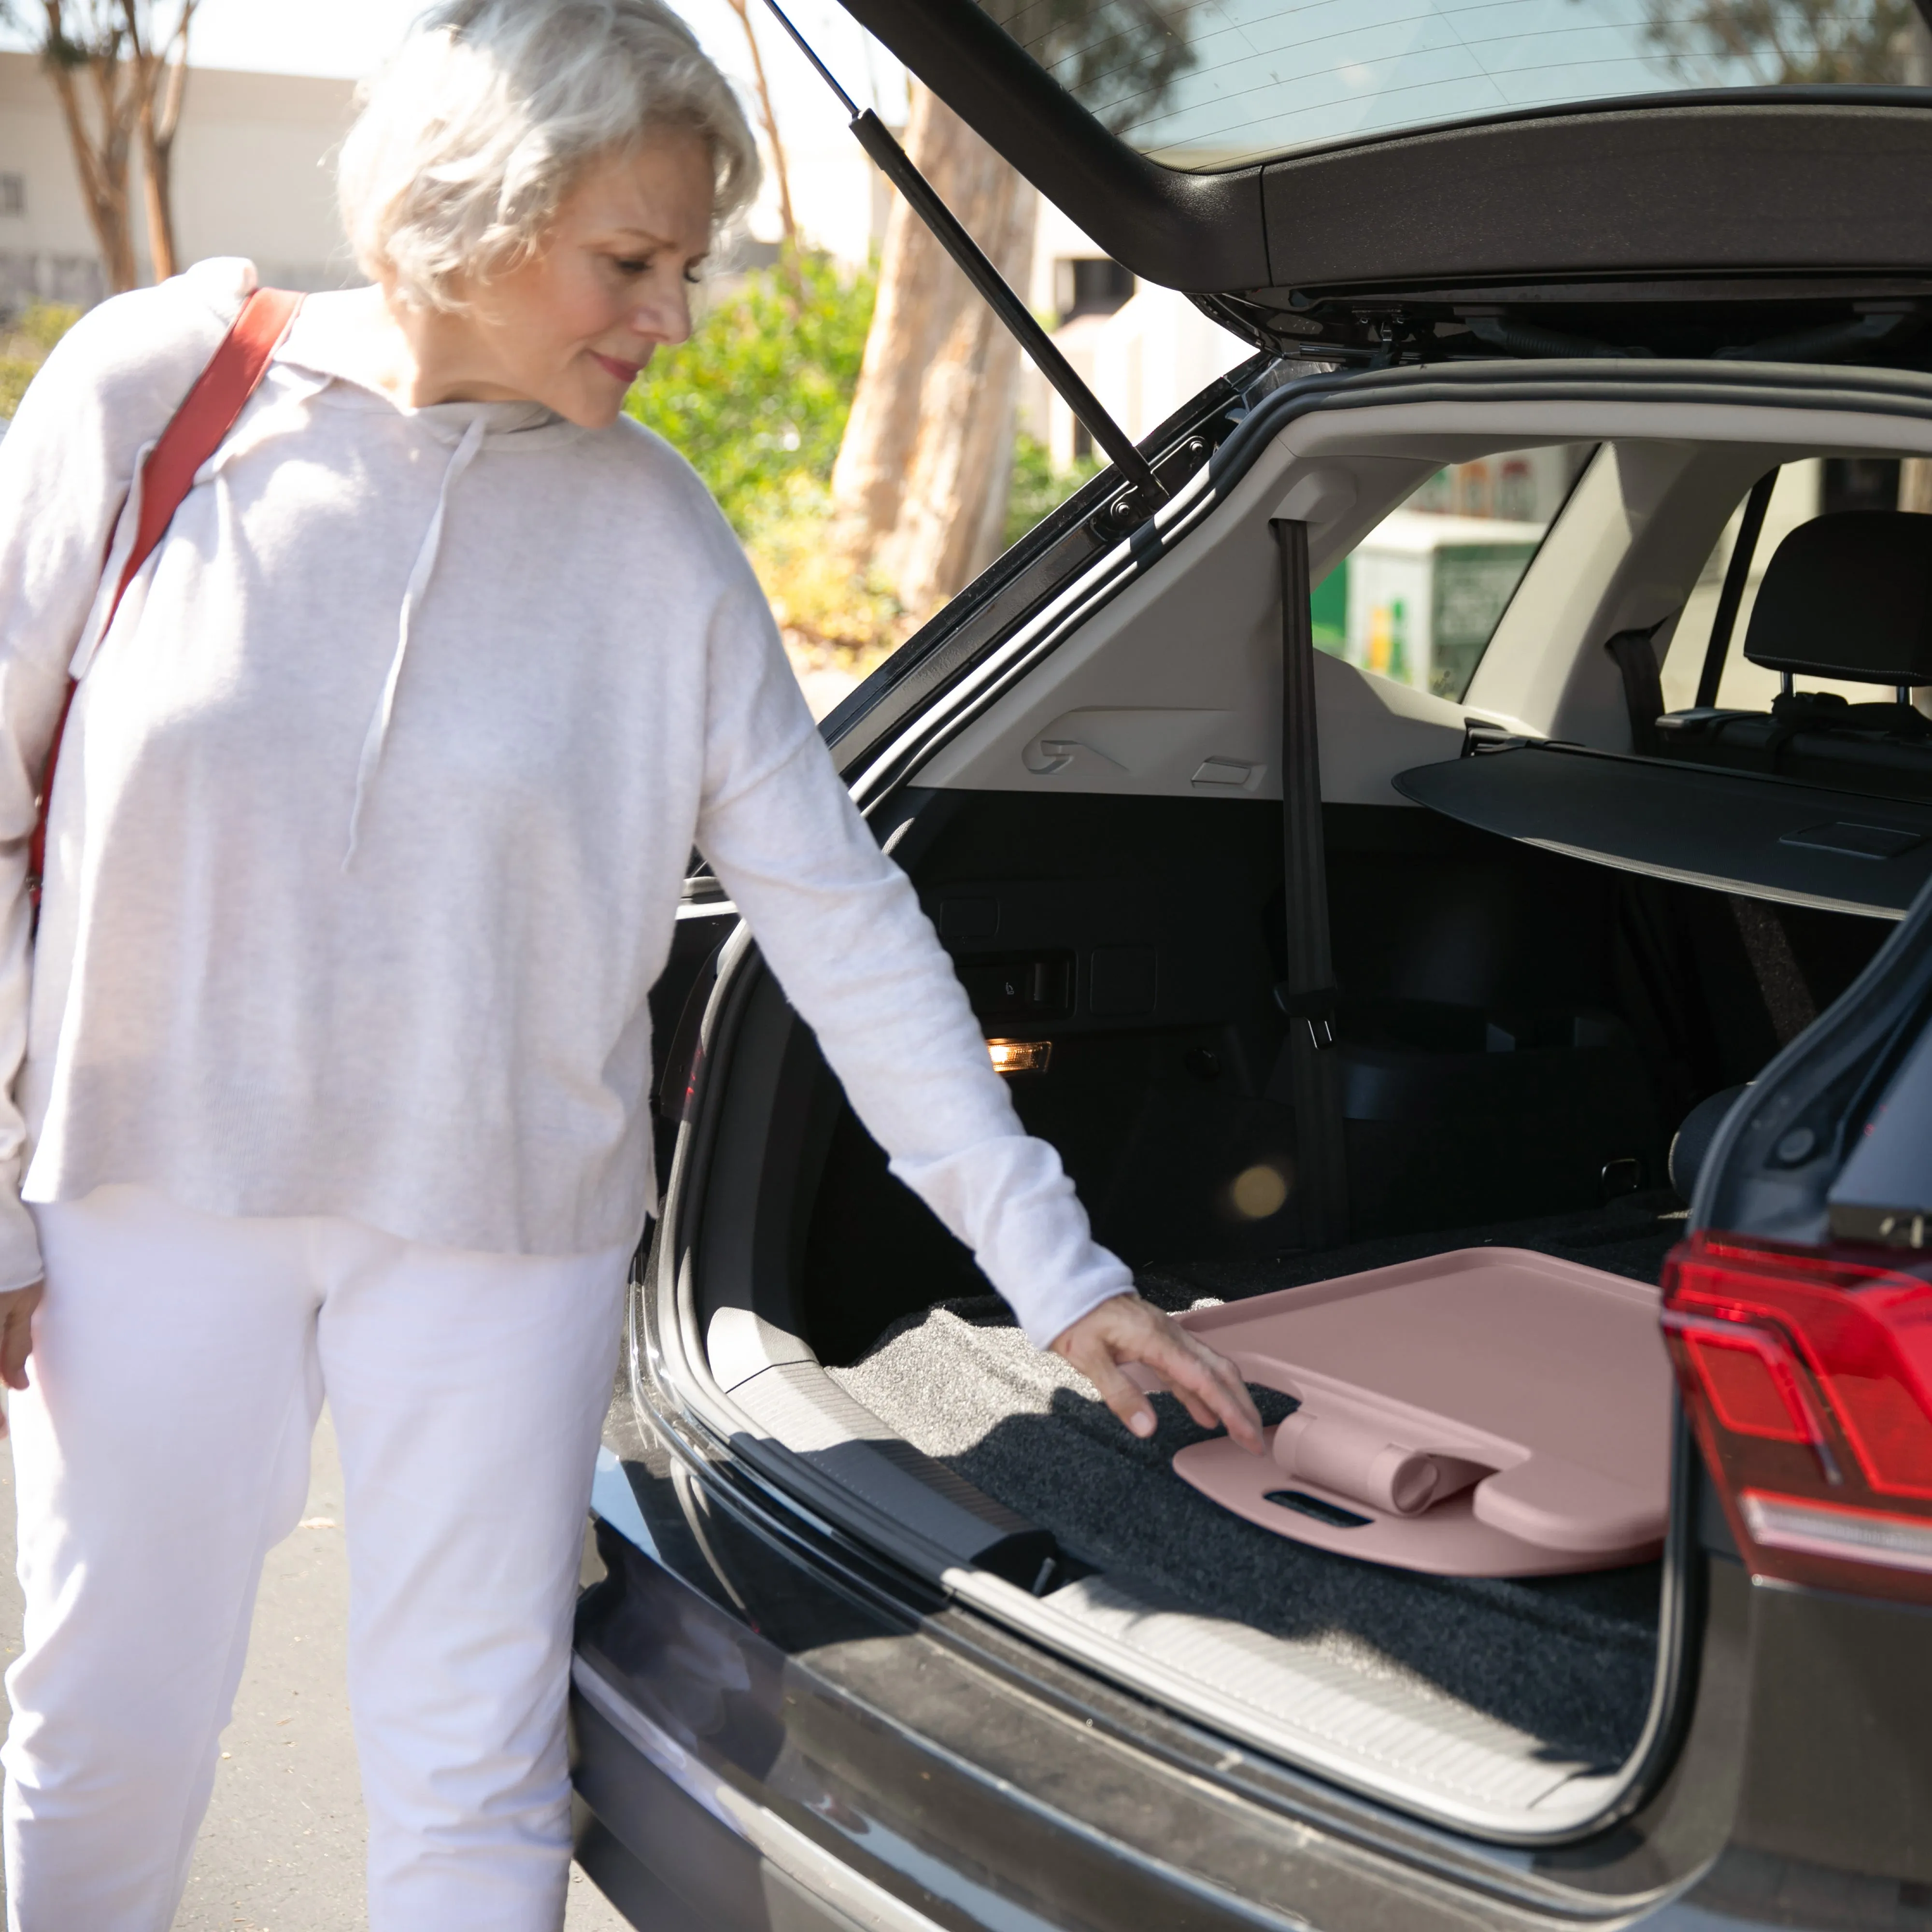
625, 251, 875, 537
621, 255, 1110, 665
1003, 431, 1100, 550
626, 249, 914, 664
742, 475, 901, 650
0, 300, 81, 419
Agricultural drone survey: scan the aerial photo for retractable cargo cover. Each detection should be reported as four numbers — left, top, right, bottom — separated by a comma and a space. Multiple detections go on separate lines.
1394, 742, 1932, 920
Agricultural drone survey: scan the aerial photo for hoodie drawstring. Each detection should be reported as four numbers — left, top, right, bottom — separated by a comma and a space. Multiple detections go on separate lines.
343, 413, 486, 866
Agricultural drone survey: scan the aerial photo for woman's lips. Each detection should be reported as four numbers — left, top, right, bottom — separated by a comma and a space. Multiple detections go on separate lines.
592, 351, 643, 384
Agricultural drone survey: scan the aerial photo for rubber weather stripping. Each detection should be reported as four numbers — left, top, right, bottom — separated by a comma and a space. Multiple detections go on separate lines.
757, 0, 1168, 515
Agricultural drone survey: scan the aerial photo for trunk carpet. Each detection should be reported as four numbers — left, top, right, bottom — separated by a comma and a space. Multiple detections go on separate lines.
830, 1193, 1683, 1769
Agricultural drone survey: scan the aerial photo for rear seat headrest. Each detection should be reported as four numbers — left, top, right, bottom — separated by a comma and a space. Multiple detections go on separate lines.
1744, 511, 1932, 686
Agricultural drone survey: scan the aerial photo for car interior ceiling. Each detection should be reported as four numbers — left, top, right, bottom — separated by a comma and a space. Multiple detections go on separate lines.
695, 433, 1917, 1797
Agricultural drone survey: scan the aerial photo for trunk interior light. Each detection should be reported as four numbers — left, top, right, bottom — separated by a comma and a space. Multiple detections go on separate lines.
987, 1039, 1051, 1076
1663, 1232, 1932, 1603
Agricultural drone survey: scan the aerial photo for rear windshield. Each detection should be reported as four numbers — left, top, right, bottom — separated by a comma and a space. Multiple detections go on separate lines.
976, 0, 1928, 170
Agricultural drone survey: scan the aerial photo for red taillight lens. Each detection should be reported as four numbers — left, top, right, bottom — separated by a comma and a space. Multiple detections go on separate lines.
1680, 1327, 1816, 1443
1663, 1231, 1932, 1604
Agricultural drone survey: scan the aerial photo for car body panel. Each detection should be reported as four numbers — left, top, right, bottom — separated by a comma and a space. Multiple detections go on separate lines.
574, 289, 1932, 1923
1253, 98, 1932, 294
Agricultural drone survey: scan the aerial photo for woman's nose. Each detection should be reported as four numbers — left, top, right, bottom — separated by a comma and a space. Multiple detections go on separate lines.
636, 282, 692, 347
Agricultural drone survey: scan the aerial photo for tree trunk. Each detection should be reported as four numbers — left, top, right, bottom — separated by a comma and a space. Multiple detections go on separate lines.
139, 99, 173, 280
33, 2, 194, 296
44, 50, 139, 292
139, 26, 190, 283
830, 85, 1037, 619
1902, 6, 1932, 84
723, 0, 795, 253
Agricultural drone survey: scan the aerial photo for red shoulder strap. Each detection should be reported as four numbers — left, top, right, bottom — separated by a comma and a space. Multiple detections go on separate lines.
108, 284, 303, 626
31, 285, 303, 895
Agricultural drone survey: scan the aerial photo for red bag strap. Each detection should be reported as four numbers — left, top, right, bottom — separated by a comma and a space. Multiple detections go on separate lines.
31, 285, 303, 892
108, 284, 304, 629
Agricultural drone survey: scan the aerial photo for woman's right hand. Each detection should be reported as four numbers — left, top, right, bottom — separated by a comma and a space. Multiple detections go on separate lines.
0, 1279, 41, 1435
1052, 1292, 1265, 1452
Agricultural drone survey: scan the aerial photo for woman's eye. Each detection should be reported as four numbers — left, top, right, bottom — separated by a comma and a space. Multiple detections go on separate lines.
613, 256, 653, 277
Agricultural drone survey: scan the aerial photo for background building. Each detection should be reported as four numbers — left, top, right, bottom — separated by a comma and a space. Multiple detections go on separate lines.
0, 51, 356, 313
1018, 199, 1251, 468
0, 42, 1250, 501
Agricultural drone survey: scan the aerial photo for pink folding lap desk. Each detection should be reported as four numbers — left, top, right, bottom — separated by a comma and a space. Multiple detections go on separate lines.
1151, 1248, 1673, 1577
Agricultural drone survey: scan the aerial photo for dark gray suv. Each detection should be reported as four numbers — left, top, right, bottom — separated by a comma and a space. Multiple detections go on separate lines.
570, 4, 1932, 1925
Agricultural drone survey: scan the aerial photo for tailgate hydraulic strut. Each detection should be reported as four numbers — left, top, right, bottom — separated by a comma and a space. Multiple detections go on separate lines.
759, 0, 1169, 514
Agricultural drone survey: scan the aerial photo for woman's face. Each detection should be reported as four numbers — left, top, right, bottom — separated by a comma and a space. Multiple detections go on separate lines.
453, 133, 714, 429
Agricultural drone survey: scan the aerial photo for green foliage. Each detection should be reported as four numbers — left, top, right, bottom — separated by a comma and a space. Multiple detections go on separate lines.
0, 299, 81, 419
1003, 432, 1100, 550
0, 361, 37, 420
11, 299, 81, 355
974, 2, 1196, 131
1638, 0, 1918, 83
1310, 559, 1349, 653
748, 474, 904, 656
625, 250, 875, 537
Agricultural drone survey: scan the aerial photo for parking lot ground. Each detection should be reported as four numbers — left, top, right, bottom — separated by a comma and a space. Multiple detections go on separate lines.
0, 1409, 630, 1931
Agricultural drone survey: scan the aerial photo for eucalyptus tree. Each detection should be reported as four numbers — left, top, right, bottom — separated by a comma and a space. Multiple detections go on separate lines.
831, 1, 1193, 617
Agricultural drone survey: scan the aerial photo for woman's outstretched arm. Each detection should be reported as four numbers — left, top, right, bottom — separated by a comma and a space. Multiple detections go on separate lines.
693, 581, 1262, 1450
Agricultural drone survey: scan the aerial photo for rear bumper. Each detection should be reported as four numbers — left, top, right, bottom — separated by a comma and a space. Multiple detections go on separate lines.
573, 1440, 1692, 1932
577, 1413, 1932, 1932
575, 1639, 1932, 1932
570, 1680, 938, 1932
569, 1509, 1307, 1932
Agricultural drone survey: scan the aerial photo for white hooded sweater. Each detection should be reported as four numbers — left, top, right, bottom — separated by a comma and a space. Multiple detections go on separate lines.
0, 260, 1132, 1347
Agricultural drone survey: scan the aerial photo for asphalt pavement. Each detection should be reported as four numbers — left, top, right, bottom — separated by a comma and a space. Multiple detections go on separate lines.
0, 1409, 632, 1931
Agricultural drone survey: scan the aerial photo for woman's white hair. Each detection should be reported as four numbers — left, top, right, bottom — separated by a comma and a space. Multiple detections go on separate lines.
340, 0, 761, 308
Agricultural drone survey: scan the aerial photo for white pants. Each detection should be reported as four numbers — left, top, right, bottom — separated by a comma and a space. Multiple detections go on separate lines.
1, 1185, 631, 1932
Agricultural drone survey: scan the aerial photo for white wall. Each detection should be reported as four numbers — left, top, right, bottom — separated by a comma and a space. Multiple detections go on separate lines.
1016, 194, 1251, 465
746, 117, 892, 272
165, 64, 359, 288
0, 50, 122, 305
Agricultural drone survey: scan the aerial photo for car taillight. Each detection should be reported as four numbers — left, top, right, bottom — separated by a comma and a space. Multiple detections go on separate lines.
1663, 1230, 1932, 1604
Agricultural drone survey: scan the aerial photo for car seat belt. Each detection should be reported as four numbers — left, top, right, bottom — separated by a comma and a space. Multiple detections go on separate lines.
30, 285, 303, 899
1604, 619, 1669, 756
1695, 469, 1780, 711
1272, 518, 1348, 1249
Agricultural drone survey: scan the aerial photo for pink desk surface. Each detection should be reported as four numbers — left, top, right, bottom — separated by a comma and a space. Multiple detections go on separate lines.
1153, 1248, 1673, 1576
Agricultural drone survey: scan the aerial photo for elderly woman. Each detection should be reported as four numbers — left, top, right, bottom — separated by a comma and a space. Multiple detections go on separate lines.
0, 0, 1260, 1924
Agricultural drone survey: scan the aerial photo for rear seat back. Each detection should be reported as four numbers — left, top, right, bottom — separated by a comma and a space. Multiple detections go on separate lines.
1656, 510, 1932, 800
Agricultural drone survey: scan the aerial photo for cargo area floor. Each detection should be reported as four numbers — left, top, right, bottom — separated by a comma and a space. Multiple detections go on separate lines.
829, 1194, 1683, 1795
